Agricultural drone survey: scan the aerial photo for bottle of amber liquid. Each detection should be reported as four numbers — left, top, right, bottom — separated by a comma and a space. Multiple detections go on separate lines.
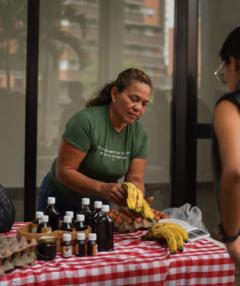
75, 214, 88, 231
31, 211, 43, 233
79, 198, 92, 226
87, 233, 97, 256
39, 215, 52, 233
75, 232, 86, 257
96, 205, 114, 251
44, 197, 60, 231
88, 201, 102, 233
62, 233, 73, 258
61, 215, 73, 232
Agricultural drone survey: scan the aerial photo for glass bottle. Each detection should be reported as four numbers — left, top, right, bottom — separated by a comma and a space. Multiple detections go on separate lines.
75, 214, 88, 231
88, 201, 102, 233
87, 233, 97, 256
65, 211, 75, 229
61, 215, 73, 232
37, 236, 56, 261
96, 204, 114, 251
79, 198, 92, 226
44, 197, 60, 231
75, 232, 86, 257
62, 233, 73, 258
39, 215, 52, 233
31, 211, 43, 233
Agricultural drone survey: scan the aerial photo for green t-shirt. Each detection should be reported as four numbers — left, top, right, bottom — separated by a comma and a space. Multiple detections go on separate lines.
50, 104, 148, 205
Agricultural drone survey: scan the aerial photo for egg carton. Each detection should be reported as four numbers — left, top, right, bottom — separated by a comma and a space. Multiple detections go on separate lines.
0, 234, 37, 275
109, 207, 169, 233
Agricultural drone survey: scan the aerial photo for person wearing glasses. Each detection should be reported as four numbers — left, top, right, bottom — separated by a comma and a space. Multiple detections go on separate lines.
37, 68, 152, 216
213, 26, 240, 268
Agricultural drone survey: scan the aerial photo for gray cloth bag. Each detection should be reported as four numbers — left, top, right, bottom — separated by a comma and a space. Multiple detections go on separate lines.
163, 203, 208, 231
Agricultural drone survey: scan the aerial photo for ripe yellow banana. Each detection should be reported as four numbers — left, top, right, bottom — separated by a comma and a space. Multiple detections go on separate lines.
122, 182, 154, 220
145, 222, 188, 253
142, 199, 154, 221
122, 182, 137, 210
135, 188, 143, 213
167, 227, 184, 251
158, 222, 189, 242
151, 225, 177, 254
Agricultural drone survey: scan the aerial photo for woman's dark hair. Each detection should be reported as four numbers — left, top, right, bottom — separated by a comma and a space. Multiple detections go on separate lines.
86, 68, 152, 107
220, 26, 240, 63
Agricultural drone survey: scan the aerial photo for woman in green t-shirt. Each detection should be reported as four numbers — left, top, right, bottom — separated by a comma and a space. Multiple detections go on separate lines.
38, 68, 152, 215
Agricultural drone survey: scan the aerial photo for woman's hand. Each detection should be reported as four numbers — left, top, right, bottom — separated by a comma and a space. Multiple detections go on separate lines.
102, 183, 127, 206
226, 237, 240, 269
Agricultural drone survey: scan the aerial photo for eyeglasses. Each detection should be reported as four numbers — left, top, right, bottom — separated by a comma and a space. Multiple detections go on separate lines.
214, 62, 226, 84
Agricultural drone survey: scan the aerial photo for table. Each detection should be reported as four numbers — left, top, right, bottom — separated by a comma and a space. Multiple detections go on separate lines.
0, 223, 235, 286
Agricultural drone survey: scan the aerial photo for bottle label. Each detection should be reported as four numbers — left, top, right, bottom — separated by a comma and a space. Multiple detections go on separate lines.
63, 245, 73, 257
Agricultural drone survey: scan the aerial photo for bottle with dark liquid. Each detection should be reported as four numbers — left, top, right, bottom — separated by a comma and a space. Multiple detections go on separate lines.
87, 233, 97, 256
62, 233, 73, 258
44, 197, 60, 231
96, 204, 114, 251
79, 198, 92, 226
61, 215, 73, 232
31, 211, 43, 233
75, 214, 88, 231
75, 232, 86, 257
39, 215, 52, 233
65, 211, 75, 229
88, 201, 102, 233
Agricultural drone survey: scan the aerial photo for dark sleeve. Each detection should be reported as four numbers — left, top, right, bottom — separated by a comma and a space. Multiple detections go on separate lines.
216, 91, 240, 109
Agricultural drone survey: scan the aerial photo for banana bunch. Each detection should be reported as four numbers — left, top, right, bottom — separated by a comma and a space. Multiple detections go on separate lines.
122, 182, 154, 221
144, 222, 189, 254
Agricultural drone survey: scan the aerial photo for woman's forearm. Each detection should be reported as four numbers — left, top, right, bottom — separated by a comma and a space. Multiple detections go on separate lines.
56, 168, 107, 197
219, 171, 240, 235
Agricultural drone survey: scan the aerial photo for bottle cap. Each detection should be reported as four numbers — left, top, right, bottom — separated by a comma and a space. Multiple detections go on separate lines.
94, 201, 102, 209
82, 198, 90, 205
76, 214, 85, 222
101, 204, 110, 213
65, 211, 74, 218
47, 197, 56, 204
88, 233, 97, 241
38, 236, 56, 244
35, 211, 43, 219
41, 215, 49, 223
77, 232, 86, 240
62, 233, 72, 241
63, 215, 72, 223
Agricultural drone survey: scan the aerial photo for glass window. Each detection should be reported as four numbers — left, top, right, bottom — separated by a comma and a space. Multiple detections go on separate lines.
197, 0, 240, 232
37, 0, 100, 184
123, 0, 174, 209
0, 0, 27, 220
37, 0, 174, 211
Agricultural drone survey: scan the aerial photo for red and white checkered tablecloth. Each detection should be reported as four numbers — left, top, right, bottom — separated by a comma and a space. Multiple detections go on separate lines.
0, 222, 235, 286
